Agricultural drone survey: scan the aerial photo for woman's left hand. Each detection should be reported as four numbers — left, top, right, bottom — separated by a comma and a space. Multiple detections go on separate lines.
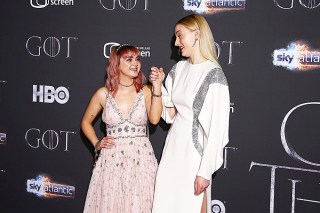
194, 176, 210, 195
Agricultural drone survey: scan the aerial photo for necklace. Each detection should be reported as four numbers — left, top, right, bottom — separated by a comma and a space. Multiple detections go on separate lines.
119, 81, 134, 87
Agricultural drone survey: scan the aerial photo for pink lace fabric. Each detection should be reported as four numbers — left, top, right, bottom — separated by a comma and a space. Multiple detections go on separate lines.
83, 90, 158, 213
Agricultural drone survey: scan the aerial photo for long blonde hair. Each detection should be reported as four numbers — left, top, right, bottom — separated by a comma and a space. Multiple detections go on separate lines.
176, 14, 220, 66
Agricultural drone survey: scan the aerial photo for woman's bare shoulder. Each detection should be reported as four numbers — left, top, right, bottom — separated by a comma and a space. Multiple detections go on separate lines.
94, 87, 108, 103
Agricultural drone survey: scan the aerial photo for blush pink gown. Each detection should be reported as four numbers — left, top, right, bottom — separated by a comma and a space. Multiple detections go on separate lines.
83, 90, 158, 213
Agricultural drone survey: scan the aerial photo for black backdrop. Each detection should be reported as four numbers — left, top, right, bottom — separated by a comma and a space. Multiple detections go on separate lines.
1, 0, 320, 212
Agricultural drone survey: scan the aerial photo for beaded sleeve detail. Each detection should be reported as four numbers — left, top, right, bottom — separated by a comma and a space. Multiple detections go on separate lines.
192, 68, 228, 155
168, 64, 177, 85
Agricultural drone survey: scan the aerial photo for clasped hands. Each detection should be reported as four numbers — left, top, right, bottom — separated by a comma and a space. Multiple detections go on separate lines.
149, 66, 165, 89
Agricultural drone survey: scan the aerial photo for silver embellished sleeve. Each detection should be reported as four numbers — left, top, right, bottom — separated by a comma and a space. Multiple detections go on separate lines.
192, 68, 228, 155
168, 64, 176, 85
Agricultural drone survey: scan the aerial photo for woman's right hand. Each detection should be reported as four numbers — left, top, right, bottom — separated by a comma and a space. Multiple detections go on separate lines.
95, 136, 115, 150
149, 66, 165, 89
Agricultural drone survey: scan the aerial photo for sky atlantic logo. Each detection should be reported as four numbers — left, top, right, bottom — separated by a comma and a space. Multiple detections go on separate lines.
273, 41, 320, 71
273, 0, 320, 10
184, 0, 246, 14
26, 36, 78, 58
33, 85, 70, 104
27, 175, 75, 198
104, 42, 151, 59
0, 133, 6, 145
30, 0, 74, 9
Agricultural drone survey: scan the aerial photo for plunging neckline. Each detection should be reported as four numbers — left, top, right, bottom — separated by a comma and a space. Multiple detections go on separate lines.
109, 90, 143, 120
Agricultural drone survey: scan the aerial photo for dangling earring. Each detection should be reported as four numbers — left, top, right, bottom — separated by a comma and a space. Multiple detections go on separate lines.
192, 38, 198, 47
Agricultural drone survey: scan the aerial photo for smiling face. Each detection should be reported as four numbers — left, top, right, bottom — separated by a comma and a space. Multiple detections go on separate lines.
174, 24, 198, 58
118, 52, 141, 79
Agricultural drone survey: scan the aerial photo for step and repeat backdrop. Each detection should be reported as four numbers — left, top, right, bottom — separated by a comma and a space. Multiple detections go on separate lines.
1, 0, 320, 212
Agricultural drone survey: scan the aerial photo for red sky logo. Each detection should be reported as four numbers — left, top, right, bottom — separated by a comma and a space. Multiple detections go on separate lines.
26, 175, 75, 198
273, 41, 320, 71
184, 0, 246, 14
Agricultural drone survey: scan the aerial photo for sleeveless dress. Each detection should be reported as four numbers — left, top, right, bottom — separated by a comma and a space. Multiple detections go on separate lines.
83, 90, 158, 213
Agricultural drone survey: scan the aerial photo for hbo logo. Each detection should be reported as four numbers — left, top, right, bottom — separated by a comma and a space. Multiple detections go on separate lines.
33, 85, 69, 104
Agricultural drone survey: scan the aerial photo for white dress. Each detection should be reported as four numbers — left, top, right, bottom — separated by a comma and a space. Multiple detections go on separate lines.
152, 60, 230, 213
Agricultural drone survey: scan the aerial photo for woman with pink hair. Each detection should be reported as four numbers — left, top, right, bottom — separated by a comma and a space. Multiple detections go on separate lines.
81, 45, 164, 213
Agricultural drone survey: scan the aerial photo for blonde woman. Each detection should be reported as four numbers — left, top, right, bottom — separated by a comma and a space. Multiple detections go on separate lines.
151, 14, 230, 213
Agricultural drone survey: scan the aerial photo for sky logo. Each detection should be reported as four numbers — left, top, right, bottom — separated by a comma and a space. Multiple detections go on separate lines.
184, 0, 246, 14
186, 0, 201, 8
273, 41, 320, 71
27, 175, 75, 198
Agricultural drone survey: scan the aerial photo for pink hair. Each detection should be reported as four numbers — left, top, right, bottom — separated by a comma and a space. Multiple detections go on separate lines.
105, 45, 146, 96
